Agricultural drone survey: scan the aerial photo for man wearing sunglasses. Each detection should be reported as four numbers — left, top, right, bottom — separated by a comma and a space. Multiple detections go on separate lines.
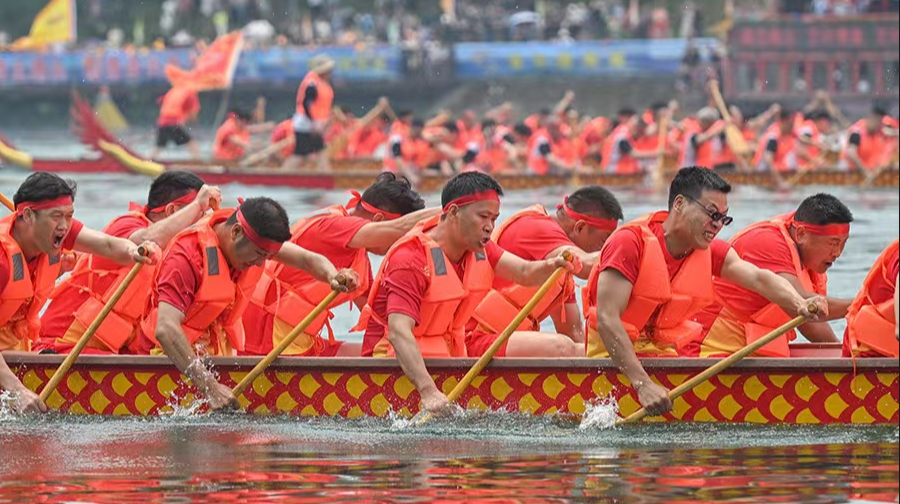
583, 167, 827, 418
692, 193, 854, 359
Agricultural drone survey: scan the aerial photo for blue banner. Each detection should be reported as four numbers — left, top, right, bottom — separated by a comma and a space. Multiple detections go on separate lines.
0, 46, 403, 88
453, 38, 718, 79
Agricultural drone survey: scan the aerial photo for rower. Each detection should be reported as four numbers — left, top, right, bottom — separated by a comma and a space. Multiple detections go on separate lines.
151, 84, 201, 160
467, 186, 623, 358
242, 173, 439, 358
135, 197, 358, 410
692, 193, 854, 358
354, 172, 576, 416
0, 173, 154, 414
212, 109, 272, 163
601, 117, 657, 175
38, 171, 222, 355
843, 239, 898, 358
842, 107, 889, 172
754, 108, 800, 172
584, 167, 826, 417
681, 107, 724, 171
285, 54, 335, 170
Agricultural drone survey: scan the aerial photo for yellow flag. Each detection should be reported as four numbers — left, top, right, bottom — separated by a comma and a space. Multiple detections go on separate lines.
11, 0, 77, 51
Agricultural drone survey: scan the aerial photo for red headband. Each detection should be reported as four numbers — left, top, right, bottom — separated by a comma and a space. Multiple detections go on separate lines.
129, 190, 199, 215
346, 190, 402, 220
16, 196, 74, 216
797, 222, 851, 236
236, 206, 283, 254
557, 196, 618, 231
442, 190, 500, 213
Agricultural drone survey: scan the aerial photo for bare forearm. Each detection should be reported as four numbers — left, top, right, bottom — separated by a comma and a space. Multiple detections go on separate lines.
755, 270, 805, 316
798, 321, 839, 343
156, 323, 201, 375
517, 260, 557, 286
389, 330, 438, 394
0, 355, 25, 391
131, 201, 204, 245
276, 246, 338, 284
826, 297, 852, 320
596, 314, 652, 387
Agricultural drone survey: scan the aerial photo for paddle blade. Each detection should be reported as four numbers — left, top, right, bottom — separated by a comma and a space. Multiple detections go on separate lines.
724, 125, 751, 156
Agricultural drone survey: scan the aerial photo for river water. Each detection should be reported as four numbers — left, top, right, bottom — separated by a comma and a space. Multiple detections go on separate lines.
0, 164, 898, 503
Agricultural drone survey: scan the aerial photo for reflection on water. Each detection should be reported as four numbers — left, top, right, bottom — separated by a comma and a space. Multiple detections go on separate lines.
0, 416, 897, 503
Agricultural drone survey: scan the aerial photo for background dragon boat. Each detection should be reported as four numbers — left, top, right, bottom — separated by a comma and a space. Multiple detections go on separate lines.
1, 96, 897, 192
6, 345, 897, 425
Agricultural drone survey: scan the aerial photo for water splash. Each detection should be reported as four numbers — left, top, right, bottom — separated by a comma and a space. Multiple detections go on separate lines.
0, 389, 18, 421
160, 389, 210, 418
579, 394, 620, 430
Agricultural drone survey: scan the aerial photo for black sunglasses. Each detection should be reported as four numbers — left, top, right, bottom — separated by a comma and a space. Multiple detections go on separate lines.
683, 195, 733, 226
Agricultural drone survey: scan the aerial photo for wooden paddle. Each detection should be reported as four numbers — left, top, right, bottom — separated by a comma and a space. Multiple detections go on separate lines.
38, 246, 150, 403
0, 192, 14, 211
652, 112, 671, 193
615, 302, 817, 426
232, 274, 348, 398
709, 80, 752, 165
240, 138, 292, 168
415, 251, 574, 426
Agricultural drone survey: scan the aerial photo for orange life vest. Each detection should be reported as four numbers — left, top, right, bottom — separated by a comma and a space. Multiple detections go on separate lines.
582, 211, 715, 357
158, 87, 199, 125
754, 126, 799, 172
470, 205, 574, 335
0, 214, 63, 351
49, 211, 156, 353
683, 122, 724, 169
842, 120, 887, 171
701, 212, 828, 358
140, 210, 263, 356
213, 117, 250, 161
601, 125, 640, 175
295, 71, 334, 122
270, 120, 294, 158
844, 239, 899, 358
527, 129, 552, 175
383, 134, 432, 173
247, 205, 371, 355
355, 216, 494, 358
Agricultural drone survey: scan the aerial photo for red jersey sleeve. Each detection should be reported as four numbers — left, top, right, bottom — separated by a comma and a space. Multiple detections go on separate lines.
155, 237, 202, 314
311, 215, 369, 251
485, 240, 504, 268
496, 215, 574, 261
104, 215, 150, 240
710, 239, 732, 278
62, 219, 84, 250
597, 228, 643, 284
734, 228, 796, 276
382, 244, 429, 325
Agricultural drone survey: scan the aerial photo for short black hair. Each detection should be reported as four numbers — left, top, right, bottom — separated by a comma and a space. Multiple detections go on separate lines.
411, 118, 425, 128
794, 193, 854, 226
481, 118, 497, 130
226, 196, 291, 243
13, 172, 77, 210
538, 108, 551, 116
443, 121, 459, 134
565, 186, 624, 221
513, 123, 532, 137
650, 102, 668, 112
871, 106, 887, 117
230, 108, 252, 121
360, 172, 425, 216
397, 109, 413, 119
617, 107, 637, 117
668, 166, 732, 210
441, 172, 504, 209
146, 170, 205, 212
777, 108, 795, 121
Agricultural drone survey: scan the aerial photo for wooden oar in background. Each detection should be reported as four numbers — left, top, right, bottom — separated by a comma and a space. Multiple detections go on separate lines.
615, 303, 817, 426
415, 251, 574, 426
0, 192, 15, 212
652, 110, 671, 194
38, 246, 150, 403
709, 80, 752, 171
231, 274, 349, 399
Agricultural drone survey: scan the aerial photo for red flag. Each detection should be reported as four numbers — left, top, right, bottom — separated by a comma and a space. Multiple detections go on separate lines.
165, 31, 243, 90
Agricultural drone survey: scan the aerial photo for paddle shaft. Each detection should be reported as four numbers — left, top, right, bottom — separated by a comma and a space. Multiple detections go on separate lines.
232, 286, 343, 397
39, 247, 149, 402
653, 113, 670, 192
240, 138, 292, 167
0, 193, 14, 211
417, 253, 573, 425
615, 305, 816, 426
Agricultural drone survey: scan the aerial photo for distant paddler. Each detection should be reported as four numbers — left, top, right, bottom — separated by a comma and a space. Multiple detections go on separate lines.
135, 197, 359, 410
583, 167, 827, 417
353, 172, 577, 417
150, 83, 202, 160
38, 172, 222, 355
691, 193, 855, 358
212, 109, 274, 164
0, 173, 155, 414
842, 106, 889, 174
284, 54, 336, 171
242, 173, 439, 358
466, 186, 624, 359
843, 238, 899, 358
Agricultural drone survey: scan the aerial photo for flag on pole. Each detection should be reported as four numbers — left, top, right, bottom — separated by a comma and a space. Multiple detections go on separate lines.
10, 0, 77, 51
165, 31, 244, 91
